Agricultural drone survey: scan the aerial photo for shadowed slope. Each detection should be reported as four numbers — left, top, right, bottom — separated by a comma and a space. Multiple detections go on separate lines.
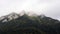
0, 12, 60, 34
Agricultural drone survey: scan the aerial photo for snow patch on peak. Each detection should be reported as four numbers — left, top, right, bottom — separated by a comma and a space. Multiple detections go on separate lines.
0, 12, 20, 22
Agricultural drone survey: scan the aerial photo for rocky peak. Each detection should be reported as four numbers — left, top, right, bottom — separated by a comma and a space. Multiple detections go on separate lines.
0, 12, 20, 22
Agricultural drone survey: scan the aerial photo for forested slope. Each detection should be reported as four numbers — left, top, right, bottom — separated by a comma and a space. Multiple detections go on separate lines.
0, 13, 60, 34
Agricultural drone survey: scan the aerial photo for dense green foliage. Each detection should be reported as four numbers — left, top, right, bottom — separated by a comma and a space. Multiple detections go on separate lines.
0, 13, 60, 34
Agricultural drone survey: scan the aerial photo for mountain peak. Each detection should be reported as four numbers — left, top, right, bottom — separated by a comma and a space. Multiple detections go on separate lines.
0, 12, 20, 22
38, 14, 46, 19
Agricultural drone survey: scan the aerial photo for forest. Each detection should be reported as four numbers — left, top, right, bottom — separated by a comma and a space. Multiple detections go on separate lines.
0, 13, 60, 34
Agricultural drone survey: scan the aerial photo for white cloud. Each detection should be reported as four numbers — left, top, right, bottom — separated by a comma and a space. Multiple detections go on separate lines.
0, 0, 60, 20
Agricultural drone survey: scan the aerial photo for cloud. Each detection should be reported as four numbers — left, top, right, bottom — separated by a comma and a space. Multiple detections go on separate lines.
42, 0, 60, 20
0, 0, 60, 20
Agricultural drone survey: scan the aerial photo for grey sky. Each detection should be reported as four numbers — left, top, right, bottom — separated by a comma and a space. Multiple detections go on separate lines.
0, 0, 60, 20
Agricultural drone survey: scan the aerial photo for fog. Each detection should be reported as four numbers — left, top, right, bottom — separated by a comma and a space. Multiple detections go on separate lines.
0, 0, 60, 20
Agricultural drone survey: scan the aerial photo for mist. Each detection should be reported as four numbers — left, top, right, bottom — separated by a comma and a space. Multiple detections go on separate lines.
0, 0, 60, 20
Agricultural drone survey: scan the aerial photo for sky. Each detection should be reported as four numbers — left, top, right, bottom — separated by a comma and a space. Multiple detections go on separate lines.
0, 0, 60, 20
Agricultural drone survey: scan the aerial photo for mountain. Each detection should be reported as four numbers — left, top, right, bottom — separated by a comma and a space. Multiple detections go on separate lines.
0, 12, 60, 34
0, 12, 20, 22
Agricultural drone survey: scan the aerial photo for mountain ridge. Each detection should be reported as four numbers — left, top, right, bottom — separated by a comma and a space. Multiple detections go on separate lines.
0, 12, 60, 34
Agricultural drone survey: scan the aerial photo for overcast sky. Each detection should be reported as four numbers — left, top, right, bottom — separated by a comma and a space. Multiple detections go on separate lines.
0, 0, 60, 20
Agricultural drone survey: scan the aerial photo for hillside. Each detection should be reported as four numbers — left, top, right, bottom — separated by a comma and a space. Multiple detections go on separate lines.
0, 12, 60, 34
